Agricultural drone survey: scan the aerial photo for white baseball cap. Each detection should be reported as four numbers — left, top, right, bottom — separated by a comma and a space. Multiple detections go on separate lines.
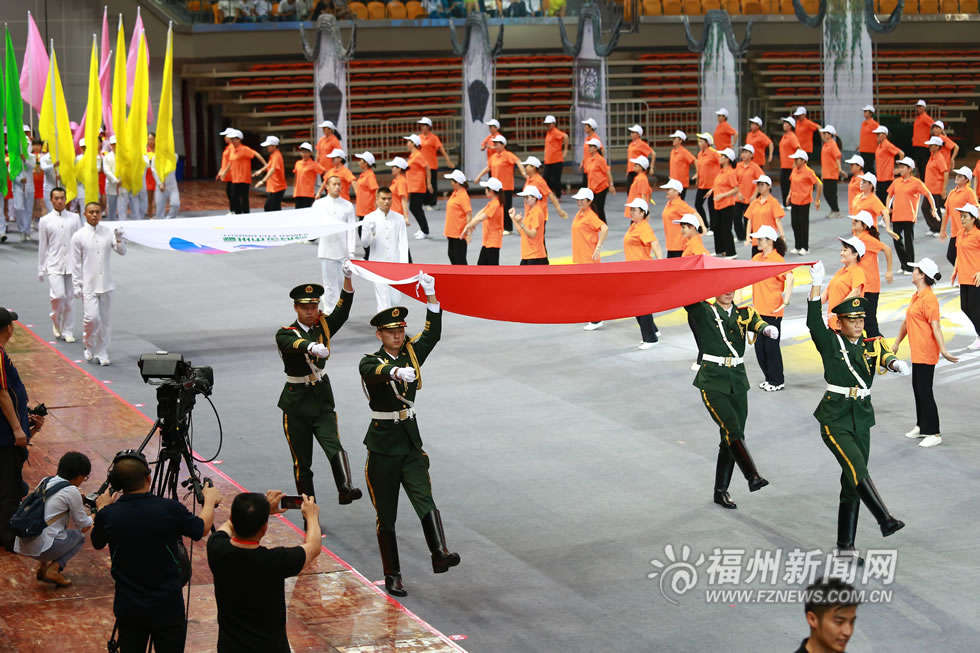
22, 124, 31, 132
517, 185, 543, 199
782, 116, 796, 128
953, 166, 973, 180
916, 99, 928, 107
716, 107, 730, 117
862, 105, 875, 113
327, 148, 346, 159
260, 135, 280, 147
479, 177, 503, 192
794, 106, 807, 116
354, 151, 376, 166
543, 115, 557, 124
859, 172, 877, 187
719, 148, 736, 161
229, 129, 243, 139
932, 120, 945, 130
789, 149, 808, 161
749, 116, 763, 126
522, 155, 542, 168
741, 143, 755, 154
839, 235, 867, 257
673, 214, 701, 228
628, 124, 644, 135
404, 134, 422, 148
491, 134, 508, 144
109, 135, 117, 145
219, 127, 236, 136
670, 130, 687, 140
78, 138, 86, 147
581, 118, 598, 129
318, 120, 336, 130
819, 125, 837, 135
571, 188, 595, 201
299, 142, 313, 152
417, 117, 433, 127
385, 156, 408, 169
755, 174, 773, 186
975, 146, 980, 152
660, 179, 684, 193
957, 203, 979, 218
749, 225, 779, 241
485, 119, 500, 128
850, 210, 875, 228
444, 169, 467, 184
897, 156, 915, 168
625, 197, 649, 212
696, 132, 714, 145
872, 125, 889, 135
629, 155, 650, 170
585, 138, 602, 148
912, 257, 939, 279
844, 154, 865, 166
925, 136, 944, 147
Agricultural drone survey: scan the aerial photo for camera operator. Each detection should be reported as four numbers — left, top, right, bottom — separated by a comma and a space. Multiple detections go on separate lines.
91, 451, 223, 653
207, 491, 321, 653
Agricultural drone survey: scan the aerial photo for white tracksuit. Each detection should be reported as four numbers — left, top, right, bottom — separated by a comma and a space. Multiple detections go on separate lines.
37, 209, 83, 339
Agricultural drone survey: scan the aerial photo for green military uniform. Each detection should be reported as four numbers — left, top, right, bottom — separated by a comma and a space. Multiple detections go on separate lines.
359, 303, 459, 597
807, 296, 905, 549
685, 299, 771, 507
276, 283, 361, 504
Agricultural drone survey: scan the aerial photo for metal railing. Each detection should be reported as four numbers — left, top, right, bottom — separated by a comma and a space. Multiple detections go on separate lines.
345, 115, 461, 163
607, 99, 650, 149
648, 107, 700, 148
514, 112, 573, 157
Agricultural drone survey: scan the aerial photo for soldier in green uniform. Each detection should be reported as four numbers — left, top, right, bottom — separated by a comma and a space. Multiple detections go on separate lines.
358, 272, 460, 597
685, 290, 779, 509
807, 261, 908, 562
276, 266, 363, 510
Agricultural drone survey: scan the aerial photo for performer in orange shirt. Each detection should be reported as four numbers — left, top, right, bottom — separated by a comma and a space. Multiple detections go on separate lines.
316, 120, 342, 171
745, 117, 773, 168
443, 169, 471, 265
851, 210, 894, 338
218, 130, 267, 214
694, 133, 720, 235
705, 148, 738, 257
819, 125, 842, 218
714, 108, 737, 151
475, 135, 526, 232
462, 177, 504, 266
923, 136, 949, 235
583, 139, 615, 224
787, 149, 822, 255
849, 172, 889, 229
403, 134, 433, 239
872, 125, 903, 204
315, 149, 355, 202
624, 155, 652, 219
911, 100, 933, 174
660, 178, 703, 258
953, 203, 980, 350
571, 187, 609, 331
778, 117, 801, 207
886, 157, 937, 274
215, 128, 236, 212
669, 130, 697, 200
417, 116, 454, 209
844, 154, 866, 216
749, 225, 793, 391
930, 120, 959, 169
542, 115, 569, 198
353, 152, 380, 219
481, 119, 501, 166
291, 142, 325, 209
743, 174, 786, 256
858, 105, 879, 176
579, 118, 603, 188
677, 213, 709, 368
893, 257, 958, 449
624, 197, 663, 349
626, 125, 654, 190
734, 144, 763, 244
254, 135, 287, 212
384, 156, 410, 222
940, 166, 978, 266
792, 107, 820, 155
511, 185, 548, 265
822, 236, 866, 330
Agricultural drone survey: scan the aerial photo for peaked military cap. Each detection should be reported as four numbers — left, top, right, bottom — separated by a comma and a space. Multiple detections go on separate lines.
832, 296, 867, 318
371, 306, 409, 329
290, 283, 324, 304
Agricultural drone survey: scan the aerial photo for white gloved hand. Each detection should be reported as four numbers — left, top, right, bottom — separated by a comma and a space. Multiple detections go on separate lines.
763, 325, 779, 340
114, 228, 124, 241
308, 343, 330, 359
392, 366, 417, 383
342, 259, 354, 279
38, 271, 45, 282
418, 271, 435, 295
810, 260, 825, 287
73, 288, 82, 299
369, 221, 377, 234
891, 360, 911, 376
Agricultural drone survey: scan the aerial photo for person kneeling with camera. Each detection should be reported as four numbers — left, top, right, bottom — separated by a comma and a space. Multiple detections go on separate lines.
91, 450, 222, 653
207, 491, 321, 653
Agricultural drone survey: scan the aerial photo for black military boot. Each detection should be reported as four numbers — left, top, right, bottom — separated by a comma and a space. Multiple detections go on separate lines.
421, 510, 461, 574
834, 501, 865, 565
713, 448, 737, 509
377, 531, 407, 597
329, 451, 363, 505
728, 440, 769, 492
856, 478, 905, 537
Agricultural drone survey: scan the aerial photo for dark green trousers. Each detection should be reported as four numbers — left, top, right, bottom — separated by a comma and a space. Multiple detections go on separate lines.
820, 423, 870, 502
700, 389, 748, 446
281, 410, 344, 484
365, 448, 437, 534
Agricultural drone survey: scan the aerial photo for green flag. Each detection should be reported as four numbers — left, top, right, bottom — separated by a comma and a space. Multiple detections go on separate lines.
4, 27, 24, 182
0, 43, 7, 192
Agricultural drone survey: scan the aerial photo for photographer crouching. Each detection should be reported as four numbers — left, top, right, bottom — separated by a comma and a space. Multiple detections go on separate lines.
91, 450, 223, 653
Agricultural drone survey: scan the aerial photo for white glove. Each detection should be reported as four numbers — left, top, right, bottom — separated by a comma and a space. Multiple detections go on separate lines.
73, 288, 82, 299
308, 343, 330, 359
38, 271, 45, 282
392, 366, 417, 383
114, 228, 124, 241
762, 325, 779, 340
809, 261, 825, 287
891, 360, 911, 376
342, 259, 354, 279
418, 271, 435, 295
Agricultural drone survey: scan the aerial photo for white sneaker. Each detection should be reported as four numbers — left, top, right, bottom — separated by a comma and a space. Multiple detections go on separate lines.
83, 349, 93, 362
423, 205, 434, 212
790, 248, 799, 254
52, 324, 62, 340
690, 362, 701, 371
413, 231, 428, 240
638, 341, 658, 350
967, 337, 980, 351
902, 269, 912, 275
905, 425, 922, 438
98, 356, 111, 366
919, 435, 942, 448
759, 381, 769, 389
583, 321, 603, 331
705, 230, 714, 236
63, 335, 76, 343
725, 254, 738, 259
764, 383, 785, 392
655, 331, 661, 338
798, 248, 808, 255
502, 230, 512, 236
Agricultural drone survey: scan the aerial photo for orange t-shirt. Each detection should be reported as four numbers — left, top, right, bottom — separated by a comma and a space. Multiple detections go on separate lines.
905, 287, 941, 365
265, 150, 286, 194
627, 139, 654, 171
355, 168, 379, 216
220, 144, 232, 181
714, 121, 736, 151
526, 172, 551, 221
293, 159, 325, 198
821, 140, 841, 181
670, 147, 696, 188
944, 185, 978, 238
623, 219, 658, 261
444, 187, 471, 239
751, 249, 789, 317
229, 145, 258, 184
736, 161, 764, 204
974, 161, 980, 188
544, 128, 567, 165
585, 154, 610, 194
826, 265, 866, 330
406, 150, 428, 194
324, 164, 355, 201
913, 112, 933, 147
316, 133, 341, 168
856, 231, 885, 293
712, 166, 738, 210
697, 149, 720, 190
859, 118, 879, 152
480, 197, 504, 248
875, 139, 901, 182
624, 173, 652, 218
481, 134, 493, 163
571, 208, 605, 264
662, 197, 696, 252
940, 134, 956, 168
789, 165, 820, 205
850, 192, 885, 220
745, 130, 772, 167
582, 136, 602, 169
848, 174, 862, 209
887, 176, 928, 223
520, 203, 547, 260
795, 117, 820, 153
924, 152, 949, 195
682, 234, 708, 257
745, 196, 785, 246
779, 132, 801, 169
955, 226, 980, 281
490, 150, 521, 191
420, 131, 442, 169
391, 174, 408, 216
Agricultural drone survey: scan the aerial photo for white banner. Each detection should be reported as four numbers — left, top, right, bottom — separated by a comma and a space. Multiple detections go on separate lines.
573, 21, 608, 166
700, 23, 738, 138
462, 33, 494, 179
823, 0, 872, 152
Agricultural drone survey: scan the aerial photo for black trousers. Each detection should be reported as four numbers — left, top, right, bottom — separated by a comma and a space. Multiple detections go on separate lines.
859, 151, 876, 177
500, 190, 514, 231
779, 168, 792, 206
295, 196, 314, 209
946, 237, 957, 266
542, 162, 563, 197
264, 190, 284, 212
875, 182, 890, 205
891, 221, 915, 271
923, 195, 943, 233
733, 202, 748, 242
425, 169, 438, 206
593, 189, 608, 223
0, 446, 25, 551
912, 146, 929, 179
790, 203, 811, 250
477, 246, 500, 265
695, 188, 712, 230
520, 257, 549, 265
714, 205, 736, 256
116, 616, 187, 653
225, 181, 233, 212
962, 285, 980, 336
823, 179, 839, 213
864, 291, 881, 338
667, 250, 682, 258
230, 182, 250, 214
409, 193, 429, 234
447, 237, 467, 265
754, 315, 784, 386
626, 171, 637, 194
680, 187, 688, 202
636, 314, 659, 343
912, 363, 940, 436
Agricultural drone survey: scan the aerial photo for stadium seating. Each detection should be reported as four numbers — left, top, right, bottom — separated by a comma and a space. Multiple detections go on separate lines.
367, 1, 386, 19
387, 1, 408, 18
348, 2, 369, 19
405, 1, 427, 17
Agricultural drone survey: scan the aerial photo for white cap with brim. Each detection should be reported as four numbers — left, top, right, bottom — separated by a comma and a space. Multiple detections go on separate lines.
782, 116, 796, 128
354, 151, 376, 166
673, 214, 701, 228
318, 120, 336, 130
629, 155, 650, 170
749, 116, 763, 126
417, 117, 433, 127
479, 177, 503, 192
719, 148, 736, 161
23, 124, 31, 132
912, 257, 939, 279
260, 135, 280, 147
585, 138, 602, 148
789, 149, 808, 161
862, 105, 875, 113
696, 132, 714, 145
916, 99, 928, 107
850, 210, 875, 228
517, 185, 543, 199
749, 225, 779, 241
897, 157, 915, 168
327, 148, 346, 159
742, 143, 755, 154
839, 235, 867, 257
953, 166, 973, 180
716, 108, 729, 117
444, 169, 467, 184
845, 154, 865, 166
755, 175, 773, 186
543, 115, 556, 124
220, 127, 235, 136
819, 125, 837, 135
109, 135, 117, 145
404, 134, 422, 148
78, 138, 86, 147
385, 156, 408, 169
581, 118, 598, 129
925, 136, 944, 146
628, 124, 644, 135
859, 172, 877, 187
872, 126, 889, 135
957, 203, 979, 218
794, 106, 807, 116
932, 120, 945, 130
660, 179, 684, 193
491, 134, 508, 144
229, 129, 243, 139
485, 119, 500, 128
522, 156, 542, 168
625, 197, 649, 212
299, 142, 313, 152
670, 130, 687, 140
571, 188, 595, 201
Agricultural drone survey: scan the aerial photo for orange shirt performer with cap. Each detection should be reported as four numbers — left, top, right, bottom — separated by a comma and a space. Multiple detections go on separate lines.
571, 187, 609, 331
292, 143, 325, 209
541, 115, 568, 198
749, 225, 793, 392
822, 236, 867, 331
676, 213, 709, 368
254, 135, 287, 212
416, 116, 454, 209
511, 184, 549, 265
858, 105, 879, 176
660, 178, 702, 258
624, 197, 663, 349
886, 156, 936, 273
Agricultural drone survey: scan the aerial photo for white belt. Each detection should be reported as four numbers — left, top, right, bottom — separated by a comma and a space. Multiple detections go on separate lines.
701, 354, 744, 367
826, 384, 871, 399
285, 374, 320, 385
370, 407, 416, 422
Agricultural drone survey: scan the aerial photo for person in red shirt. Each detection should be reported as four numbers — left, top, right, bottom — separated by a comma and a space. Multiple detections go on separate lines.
912, 100, 933, 177
714, 108, 737, 151
705, 148, 739, 257
788, 149, 822, 254
858, 105, 879, 176
930, 120, 959, 170
745, 117, 773, 168
443, 169, 471, 264
462, 177, 504, 266
582, 139, 615, 223
542, 115, 568, 198
851, 210, 894, 338
624, 197, 663, 348
778, 117, 801, 208
923, 136, 949, 235
474, 134, 526, 232
626, 124, 654, 191
669, 130, 697, 200
403, 134, 433, 238
872, 126, 903, 204
417, 117, 454, 209
940, 166, 979, 266
793, 106, 820, 154
886, 157, 937, 273
953, 203, 980, 350
735, 144, 764, 243
511, 185, 548, 265
254, 135, 287, 212
660, 178, 703, 257
292, 142, 325, 209
893, 257, 958, 449
694, 133, 720, 235
819, 125, 842, 218
749, 224, 793, 391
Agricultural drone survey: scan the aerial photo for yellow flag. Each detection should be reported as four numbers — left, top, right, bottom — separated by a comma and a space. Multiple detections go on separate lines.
38, 47, 77, 203
125, 32, 149, 193
111, 15, 129, 195
154, 24, 176, 183
76, 36, 102, 204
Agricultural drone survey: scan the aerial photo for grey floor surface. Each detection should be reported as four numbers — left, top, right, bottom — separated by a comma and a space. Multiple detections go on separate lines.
2, 191, 978, 652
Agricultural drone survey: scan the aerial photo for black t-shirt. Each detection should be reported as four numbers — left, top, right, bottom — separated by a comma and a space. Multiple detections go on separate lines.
207, 531, 307, 653
90, 493, 205, 622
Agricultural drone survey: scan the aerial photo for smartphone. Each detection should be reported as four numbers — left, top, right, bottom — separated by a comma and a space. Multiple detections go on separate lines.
280, 495, 304, 510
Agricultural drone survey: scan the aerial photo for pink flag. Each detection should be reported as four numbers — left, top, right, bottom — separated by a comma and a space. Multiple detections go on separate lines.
100, 9, 114, 137
126, 8, 153, 122
19, 11, 50, 115
72, 55, 113, 146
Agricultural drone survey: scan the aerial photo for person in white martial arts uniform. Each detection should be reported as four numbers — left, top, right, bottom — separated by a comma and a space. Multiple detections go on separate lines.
37, 187, 83, 342
118, 149, 149, 221
102, 136, 120, 221
150, 153, 180, 220
12, 126, 37, 241
70, 202, 126, 366
314, 175, 356, 309
359, 186, 409, 312
39, 149, 60, 215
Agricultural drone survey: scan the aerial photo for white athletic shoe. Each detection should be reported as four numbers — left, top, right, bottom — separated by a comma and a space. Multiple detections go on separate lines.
902, 270, 912, 275
967, 337, 980, 351
763, 383, 785, 392
919, 435, 942, 448
705, 230, 714, 236
583, 321, 603, 331
63, 335, 76, 343
798, 248, 808, 255
655, 331, 661, 338
905, 425, 922, 438
413, 231, 428, 240
52, 324, 62, 340
502, 230, 512, 236
98, 356, 111, 366
424, 205, 435, 212
690, 362, 701, 371
83, 349, 94, 362
790, 248, 799, 254
638, 341, 659, 350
